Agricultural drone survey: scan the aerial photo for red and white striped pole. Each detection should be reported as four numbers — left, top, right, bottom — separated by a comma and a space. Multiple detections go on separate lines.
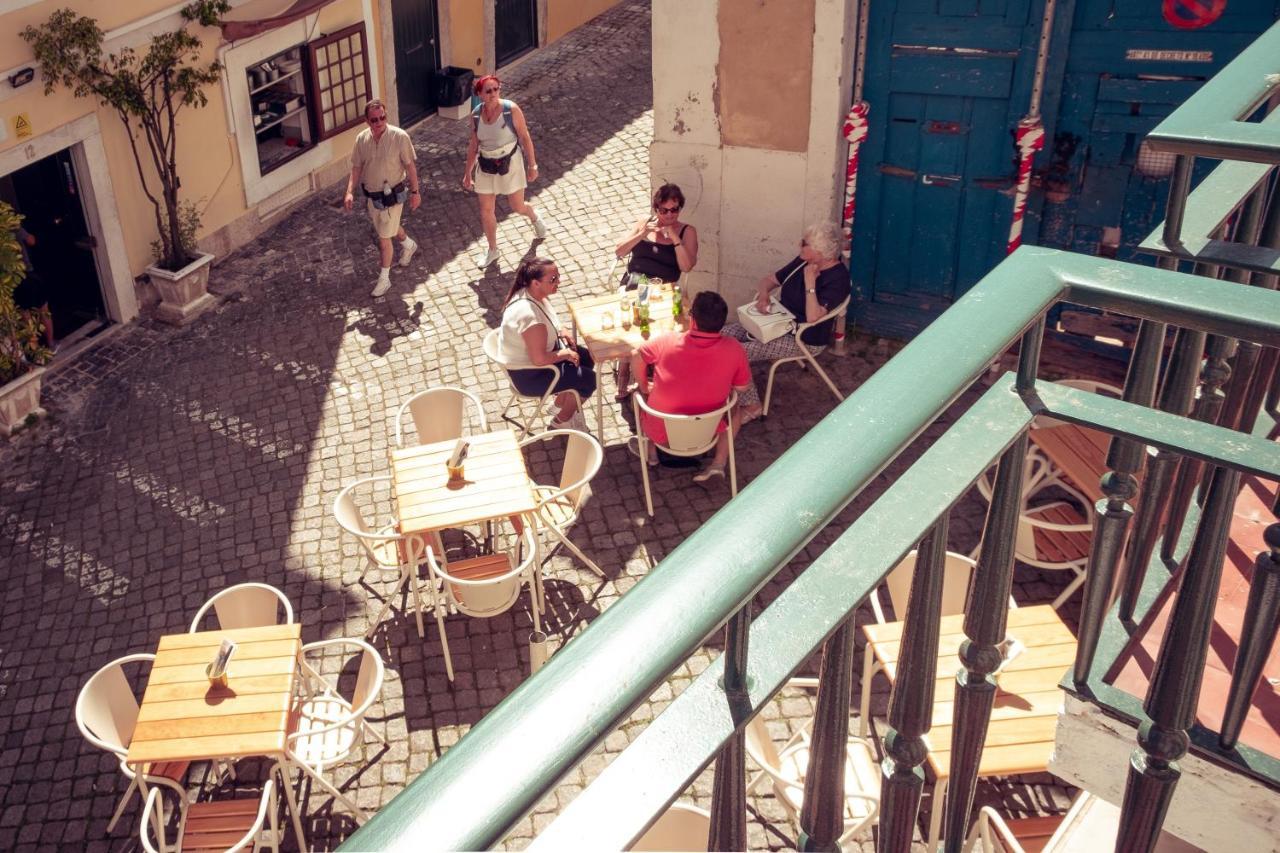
834, 100, 870, 355
1006, 116, 1045, 254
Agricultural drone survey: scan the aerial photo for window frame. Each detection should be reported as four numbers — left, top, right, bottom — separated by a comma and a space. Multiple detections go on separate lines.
305, 22, 373, 141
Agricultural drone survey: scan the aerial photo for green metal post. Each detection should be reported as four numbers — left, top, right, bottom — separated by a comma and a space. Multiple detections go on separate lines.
798, 616, 857, 851
876, 521, 949, 853
1117, 465, 1240, 852
1219, 524, 1280, 750
709, 603, 752, 851
944, 436, 1025, 851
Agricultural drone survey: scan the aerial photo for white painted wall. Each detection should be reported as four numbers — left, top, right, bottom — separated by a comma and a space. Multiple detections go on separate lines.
1052, 694, 1280, 853
650, 0, 857, 308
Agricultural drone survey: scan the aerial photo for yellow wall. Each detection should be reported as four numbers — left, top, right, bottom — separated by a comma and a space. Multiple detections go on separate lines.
1, 0, 379, 277
717, 0, 813, 152
445, 0, 485, 72
546, 0, 616, 43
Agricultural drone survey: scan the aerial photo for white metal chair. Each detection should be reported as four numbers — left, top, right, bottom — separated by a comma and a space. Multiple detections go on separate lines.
974, 454, 1094, 610
76, 654, 191, 836
629, 802, 711, 851
285, 638, 387, 825
140, 778, 280, 853
482, 328, 582, 436
189, 583, 294, 633
761, 295, 851, 416
855, 550, 982, 738
431, 524, 541, 676
394, 386, 488, 447
631, 391, 738, 516
332, 477, 452, 676
744, 702, 881, 845
520, 429, 606, 578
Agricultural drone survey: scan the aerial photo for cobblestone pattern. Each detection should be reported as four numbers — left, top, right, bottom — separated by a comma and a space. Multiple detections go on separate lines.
0, 2, 1077, 850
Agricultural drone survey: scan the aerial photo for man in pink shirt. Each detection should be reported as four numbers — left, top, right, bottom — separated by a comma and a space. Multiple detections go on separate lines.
630, 291, 751, 482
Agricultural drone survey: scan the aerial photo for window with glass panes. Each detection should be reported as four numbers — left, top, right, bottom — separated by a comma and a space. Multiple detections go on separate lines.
306, 23, 372, 140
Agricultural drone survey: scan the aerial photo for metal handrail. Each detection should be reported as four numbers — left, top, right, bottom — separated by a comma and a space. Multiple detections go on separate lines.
341, 247, 1280, 851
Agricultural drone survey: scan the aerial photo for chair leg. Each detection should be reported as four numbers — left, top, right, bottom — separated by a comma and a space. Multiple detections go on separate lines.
545, 523, 605, 576
297, 762, 368, 825
363, 570, 409, 639
499, 391, 517, 420
106, 778, 138, 833
727, 422, 738, 498
432, 598, 455, 683
762, 358, 787, 418
804, 350, 844, 403
858, 645, 878, 739
1051, 567, 1088, 610
411, 569, 425, 639
639, 436, 655, 516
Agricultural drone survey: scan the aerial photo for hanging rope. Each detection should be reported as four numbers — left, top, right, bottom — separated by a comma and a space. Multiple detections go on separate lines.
1006, 116, 1045, 254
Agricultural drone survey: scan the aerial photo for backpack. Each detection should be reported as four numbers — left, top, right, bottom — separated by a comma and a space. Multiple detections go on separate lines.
472, 99, 514, 135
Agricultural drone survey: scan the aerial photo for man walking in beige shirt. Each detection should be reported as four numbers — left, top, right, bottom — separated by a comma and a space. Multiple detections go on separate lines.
344, 99, 421, 296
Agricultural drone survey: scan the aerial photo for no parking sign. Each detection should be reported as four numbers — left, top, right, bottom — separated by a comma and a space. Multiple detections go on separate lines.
1162, 0, 1228, 29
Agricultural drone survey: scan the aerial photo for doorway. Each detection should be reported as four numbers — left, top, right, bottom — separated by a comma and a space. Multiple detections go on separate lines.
391, 0, 440, 127
495, 0, 537, 67
0, 148, 107, 345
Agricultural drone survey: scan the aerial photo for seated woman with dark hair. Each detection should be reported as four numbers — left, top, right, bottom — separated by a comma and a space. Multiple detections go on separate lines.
612, 183, 700, 397
497, 257, 596, 430
721, 221, 849, 423
629, 290, 750, 483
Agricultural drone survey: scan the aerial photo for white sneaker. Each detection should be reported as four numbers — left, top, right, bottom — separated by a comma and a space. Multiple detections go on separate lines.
692, 464, 725, 484
398, 237, 418, 267
478, 246, 500, 268
532, 215, 550, 239
371, 270, 391, 297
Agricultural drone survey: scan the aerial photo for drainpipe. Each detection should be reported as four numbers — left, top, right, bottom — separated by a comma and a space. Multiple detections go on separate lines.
1006, 0, 1058, 254
833, 0, 871, 357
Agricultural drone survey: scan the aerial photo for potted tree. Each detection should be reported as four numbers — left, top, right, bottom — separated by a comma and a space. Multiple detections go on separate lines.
22, 1, 229, 325
0, 202, 54, 435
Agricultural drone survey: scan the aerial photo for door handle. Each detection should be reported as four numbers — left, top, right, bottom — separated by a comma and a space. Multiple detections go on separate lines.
921, 174, 961, 187
878, 163, 917, 180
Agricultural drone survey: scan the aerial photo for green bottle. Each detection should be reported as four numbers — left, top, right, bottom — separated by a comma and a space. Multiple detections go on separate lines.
672, 285, 683, 320
638, 300, 650, 336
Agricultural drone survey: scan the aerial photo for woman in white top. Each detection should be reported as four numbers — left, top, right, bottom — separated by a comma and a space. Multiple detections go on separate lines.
498, 257, 596, 428
462, 75, 550, 269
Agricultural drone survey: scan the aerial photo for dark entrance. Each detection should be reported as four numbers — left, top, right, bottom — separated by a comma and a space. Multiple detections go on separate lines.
391, 0, 441, 127
0, 148, 106, 344
495, 0, 537, 67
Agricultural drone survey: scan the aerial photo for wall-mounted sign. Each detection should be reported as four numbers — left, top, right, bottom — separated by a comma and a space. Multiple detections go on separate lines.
1163, 0, 1228, 30
8, 67, 35, 88
12, 113, 33, 139
1125, 49, 1213, 62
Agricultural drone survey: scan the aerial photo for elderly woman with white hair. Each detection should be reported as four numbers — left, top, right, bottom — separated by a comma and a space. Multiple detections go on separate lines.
721, 222, 849, 422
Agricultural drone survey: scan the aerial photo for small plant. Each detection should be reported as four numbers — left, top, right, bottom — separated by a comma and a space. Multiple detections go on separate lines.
150, 200, 204, 269
22, 1, 229, 271
0, 202, 54, 385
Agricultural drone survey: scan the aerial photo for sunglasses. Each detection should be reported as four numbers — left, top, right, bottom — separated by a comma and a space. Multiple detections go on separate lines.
368, 115, 387, 124
800, 239, 809, 247
483, 86, 501, 94
656, 206, 680, 214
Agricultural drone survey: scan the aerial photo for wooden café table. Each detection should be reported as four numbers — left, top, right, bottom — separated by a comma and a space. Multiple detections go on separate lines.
862, 605, 1076, 850
567, 282, 687, 445
125, 623, 308, 847
1028, 422, 1112, 505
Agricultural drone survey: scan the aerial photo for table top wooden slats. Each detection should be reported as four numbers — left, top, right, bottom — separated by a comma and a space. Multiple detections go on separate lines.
1028, 423, 1112, 504
126, 623, 301, 767
390, 429, 537, 537
567, 284, 687, 363
862, 605, 1075, 780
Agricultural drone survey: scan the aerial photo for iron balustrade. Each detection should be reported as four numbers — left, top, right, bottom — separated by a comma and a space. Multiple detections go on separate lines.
340, 247, 1280, 852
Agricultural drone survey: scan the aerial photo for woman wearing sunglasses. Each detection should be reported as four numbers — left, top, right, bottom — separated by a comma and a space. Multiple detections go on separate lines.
611, 183, 700, 396
462, 75, 550, 269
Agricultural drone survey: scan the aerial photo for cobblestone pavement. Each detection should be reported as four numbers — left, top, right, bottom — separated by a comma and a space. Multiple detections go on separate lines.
0, 2, 1078, 850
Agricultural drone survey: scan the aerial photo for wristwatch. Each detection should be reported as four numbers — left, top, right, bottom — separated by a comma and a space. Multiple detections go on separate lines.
806, 287, 816, 294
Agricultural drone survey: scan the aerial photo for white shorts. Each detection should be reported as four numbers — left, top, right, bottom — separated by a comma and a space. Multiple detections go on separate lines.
472, 151, 528, 197
366, 199, 404, 239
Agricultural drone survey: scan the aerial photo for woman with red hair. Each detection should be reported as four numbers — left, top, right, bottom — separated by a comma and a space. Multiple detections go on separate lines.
461, 75, 550, 268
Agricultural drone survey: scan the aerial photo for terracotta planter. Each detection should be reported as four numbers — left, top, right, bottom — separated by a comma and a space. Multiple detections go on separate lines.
147, 251, 216, 326
0, 366, 46, 436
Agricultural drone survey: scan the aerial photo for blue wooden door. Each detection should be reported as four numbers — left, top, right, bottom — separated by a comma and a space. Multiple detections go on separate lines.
852, 0, 1041, 338
851, 0, 1280, 338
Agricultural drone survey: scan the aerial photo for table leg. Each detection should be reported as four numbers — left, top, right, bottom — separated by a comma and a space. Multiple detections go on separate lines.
597, 375, 606, 445
926, 776, 947, 851
276, 758, 308, 851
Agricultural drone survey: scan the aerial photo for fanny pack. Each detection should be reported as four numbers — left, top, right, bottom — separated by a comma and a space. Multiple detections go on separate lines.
478, 142, 518, 175
363, 181, 408, 210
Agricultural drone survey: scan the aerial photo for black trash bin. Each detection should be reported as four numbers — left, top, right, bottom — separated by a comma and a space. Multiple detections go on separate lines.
433, 66, 475, 108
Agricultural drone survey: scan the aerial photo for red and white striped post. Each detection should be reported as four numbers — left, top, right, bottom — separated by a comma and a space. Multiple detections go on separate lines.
834, 100, 870, 356
1006, 116, 1045, 254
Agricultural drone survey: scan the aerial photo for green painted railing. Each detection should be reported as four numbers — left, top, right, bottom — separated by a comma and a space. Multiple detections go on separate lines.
341, 247, 1280, 851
